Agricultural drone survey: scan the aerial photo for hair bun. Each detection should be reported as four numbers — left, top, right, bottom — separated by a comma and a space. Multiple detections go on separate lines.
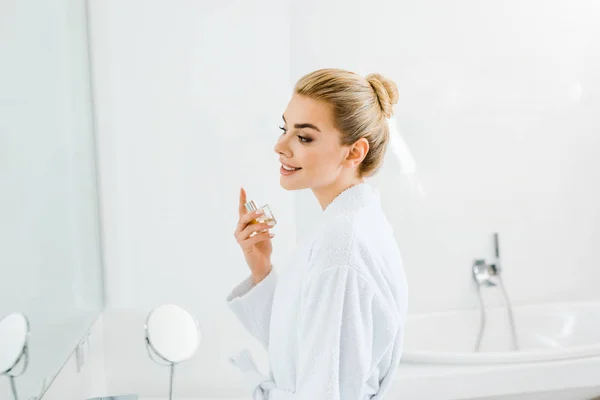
366, 73, 399, 119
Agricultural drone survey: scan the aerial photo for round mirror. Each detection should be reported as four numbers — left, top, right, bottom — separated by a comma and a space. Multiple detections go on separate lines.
0, 312, 29, 375
145, 305, 200, 364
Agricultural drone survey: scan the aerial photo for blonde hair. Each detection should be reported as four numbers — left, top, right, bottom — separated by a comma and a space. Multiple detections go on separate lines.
294, 68, 399, 177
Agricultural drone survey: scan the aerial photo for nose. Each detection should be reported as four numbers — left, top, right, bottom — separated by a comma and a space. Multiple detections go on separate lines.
274, 134, 292, 158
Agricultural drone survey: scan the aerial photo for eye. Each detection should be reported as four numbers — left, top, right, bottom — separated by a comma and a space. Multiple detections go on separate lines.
278, 126, 287, 134
298, 136, 312, 143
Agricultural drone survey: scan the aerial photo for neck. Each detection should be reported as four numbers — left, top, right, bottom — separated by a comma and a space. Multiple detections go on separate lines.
312, 177, 365, 211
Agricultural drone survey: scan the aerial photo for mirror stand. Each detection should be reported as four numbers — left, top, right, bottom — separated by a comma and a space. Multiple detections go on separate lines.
1, 313, 31, 400
6, 344, 28, 400
143, 305, 200, 400
144, 337, 176, 400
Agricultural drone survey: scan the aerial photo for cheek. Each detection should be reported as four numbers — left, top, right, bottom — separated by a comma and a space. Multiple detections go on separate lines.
303, 147, 339, 171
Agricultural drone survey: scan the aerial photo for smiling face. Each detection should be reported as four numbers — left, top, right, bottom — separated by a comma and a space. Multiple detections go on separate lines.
273, 93, 369, 209
274, 94, 353, 192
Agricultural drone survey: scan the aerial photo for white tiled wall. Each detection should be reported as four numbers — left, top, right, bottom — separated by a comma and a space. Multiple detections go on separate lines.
86, 0, 600, 398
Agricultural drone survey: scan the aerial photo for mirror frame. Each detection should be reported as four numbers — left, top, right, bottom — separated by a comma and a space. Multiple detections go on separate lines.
0, 312, 31, 377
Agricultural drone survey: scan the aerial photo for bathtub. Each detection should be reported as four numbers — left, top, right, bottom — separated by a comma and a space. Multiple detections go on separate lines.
387, 301, 600, 399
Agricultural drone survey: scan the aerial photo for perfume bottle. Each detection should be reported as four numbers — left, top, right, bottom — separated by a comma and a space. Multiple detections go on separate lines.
244, 200, 277, 235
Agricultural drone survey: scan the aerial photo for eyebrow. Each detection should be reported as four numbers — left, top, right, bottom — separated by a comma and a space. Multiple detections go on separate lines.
282, 114, 321, 133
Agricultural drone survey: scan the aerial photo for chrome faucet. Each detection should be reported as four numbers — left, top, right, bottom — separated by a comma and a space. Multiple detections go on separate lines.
472, 232, 519, 351
472, 233, 501, 286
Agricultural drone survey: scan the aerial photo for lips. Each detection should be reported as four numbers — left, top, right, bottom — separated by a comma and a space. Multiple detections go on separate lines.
280, 161, 301, 171
280, 161, 302, 176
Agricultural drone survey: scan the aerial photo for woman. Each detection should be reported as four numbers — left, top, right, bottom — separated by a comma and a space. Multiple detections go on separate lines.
227, 68, 408, 399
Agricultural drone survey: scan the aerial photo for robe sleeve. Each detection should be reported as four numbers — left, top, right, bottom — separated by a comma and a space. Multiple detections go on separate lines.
226, 267, 278, 350
287, 265, 383, 400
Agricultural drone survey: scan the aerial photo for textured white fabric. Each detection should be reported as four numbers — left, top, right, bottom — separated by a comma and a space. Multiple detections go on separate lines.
227, 183, 408, 399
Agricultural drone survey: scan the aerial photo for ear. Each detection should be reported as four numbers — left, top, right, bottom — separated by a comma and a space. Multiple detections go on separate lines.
343, 138, 369, 169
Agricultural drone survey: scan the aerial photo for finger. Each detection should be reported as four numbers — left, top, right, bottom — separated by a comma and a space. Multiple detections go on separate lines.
240, 222, 273, 240
235, 209, 265, 233
244, 231, 275, 246
238, 187, 247, 217
235, 218, 268, 242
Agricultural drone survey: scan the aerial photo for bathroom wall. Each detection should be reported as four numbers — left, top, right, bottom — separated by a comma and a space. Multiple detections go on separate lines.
88, 0, 600, 398
290, 0, 600, 314
87, 0, 295, 397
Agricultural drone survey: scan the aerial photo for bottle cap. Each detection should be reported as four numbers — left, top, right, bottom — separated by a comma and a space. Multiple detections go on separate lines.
244, 200, 258, 212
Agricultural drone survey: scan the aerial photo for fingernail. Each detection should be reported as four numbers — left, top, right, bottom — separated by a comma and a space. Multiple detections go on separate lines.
269, 233, 275, 237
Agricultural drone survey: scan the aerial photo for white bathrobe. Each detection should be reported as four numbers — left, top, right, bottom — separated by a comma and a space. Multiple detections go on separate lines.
227, 183, 408, 399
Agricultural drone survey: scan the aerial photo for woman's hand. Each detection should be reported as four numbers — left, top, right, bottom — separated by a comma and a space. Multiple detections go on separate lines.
234, 187, 275, 284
